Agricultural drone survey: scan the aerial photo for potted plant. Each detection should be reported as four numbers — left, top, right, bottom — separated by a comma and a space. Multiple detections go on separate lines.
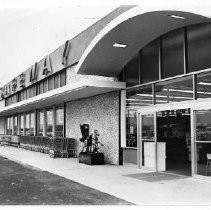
79, 124, 104, 165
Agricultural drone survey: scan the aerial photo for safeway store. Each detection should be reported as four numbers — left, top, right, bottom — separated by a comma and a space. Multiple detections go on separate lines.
1, 3, 211, 179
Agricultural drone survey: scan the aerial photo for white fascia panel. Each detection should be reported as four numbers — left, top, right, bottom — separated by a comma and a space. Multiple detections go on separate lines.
0, 79, 126, 116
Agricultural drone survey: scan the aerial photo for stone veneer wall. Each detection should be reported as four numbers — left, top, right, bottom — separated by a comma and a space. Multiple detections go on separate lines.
66, 91, 120, 165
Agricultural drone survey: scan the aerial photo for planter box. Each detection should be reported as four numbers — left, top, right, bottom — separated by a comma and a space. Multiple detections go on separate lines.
79, 152, 105, 165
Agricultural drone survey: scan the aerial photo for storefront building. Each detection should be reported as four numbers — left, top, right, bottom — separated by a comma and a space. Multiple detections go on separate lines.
1, 4, 211, 179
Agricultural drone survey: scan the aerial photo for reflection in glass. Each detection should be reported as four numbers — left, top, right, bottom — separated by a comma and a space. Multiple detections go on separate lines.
157, 109, 191, 174
197, 71, 211, 99
162, 28, 184, 78
29, 113, 35, 136
60, 70, 66, 87
13, 116, 18, 135
46, 109, 53, 137
155, 75, 193, 104
195, 110, 211, 176
126, 85, 153, 110
6, 117, 12, 135
196, 143, 211, 176
142, 114, 154, 140
37, 110, 44, 136
25, 114, 30, 136
43, 79, 48, 93
141, 38, 159, 83
20, 114, 24, 136
141, 114, 155, 167
38, 82, 43, 95
125, 55, 140, 87
54, 74, 59, 89
126, 110, 137, 147
187, 23, 211, 73
48, 77, 54, 91
55, 107, 64, 137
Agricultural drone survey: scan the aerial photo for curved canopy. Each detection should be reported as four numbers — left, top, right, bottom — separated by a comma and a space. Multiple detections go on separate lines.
76, 3, 210, 77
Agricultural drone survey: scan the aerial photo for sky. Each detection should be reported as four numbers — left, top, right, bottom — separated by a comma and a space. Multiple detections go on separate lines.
0, 0, 128, 86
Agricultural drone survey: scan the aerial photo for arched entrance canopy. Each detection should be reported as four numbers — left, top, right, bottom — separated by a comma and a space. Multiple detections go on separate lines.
76, 3, 210, 77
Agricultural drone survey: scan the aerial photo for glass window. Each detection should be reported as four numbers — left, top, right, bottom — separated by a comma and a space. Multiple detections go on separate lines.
141, 114, 155, 167
11, 95, 14, 104
6, 117, 9, 134
162, 28, 184, 78
29, 112, 35, 136
37, 110, 44, 136
48, 76, 54, 91
46, 109, 53, 137
125, 54, 140, 87
38, 81, 43, 95
20, 91, 23, 101
195, 110, 211, 176
126, 110, 137, 147
187, 23, 211, 73
60, 70, 66, 87
17, 92, 21, 102
26, 88, 29, 99
55, 107, 64, 137
197, 71, 211, 99
118, 69, 125, 82
12, 95, 16, 104
157, 109, 191, 172
6, 94, 19, 106
25, 113, 30, 136
5, 98, 9, 106
6, 117, 12, 135
20, 114, 24, 136
141, 38, 159, 83
142, 114, 154, 141
43, 79, 48, 93
20, 90, 24, 101
10, 117, 13, 134
155, 75, 193, 104
28, 86, 35, 98
11, 96, 14, 104
126, 84, 153, 109
54, 74, 60, 89
13, 115, 18, 135
23, 90, 27, 100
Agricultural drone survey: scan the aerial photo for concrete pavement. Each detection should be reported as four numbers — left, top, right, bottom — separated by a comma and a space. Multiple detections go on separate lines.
0, 146, 211, 205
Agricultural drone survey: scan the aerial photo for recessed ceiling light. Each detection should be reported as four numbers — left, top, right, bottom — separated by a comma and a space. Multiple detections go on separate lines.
169, 14, 186, 20
113, 43, 127, 48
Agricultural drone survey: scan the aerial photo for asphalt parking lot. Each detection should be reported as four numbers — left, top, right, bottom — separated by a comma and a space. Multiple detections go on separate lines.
0, 156, 132, 205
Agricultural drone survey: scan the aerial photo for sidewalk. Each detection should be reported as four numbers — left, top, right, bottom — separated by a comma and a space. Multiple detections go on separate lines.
0, 146, 211, 205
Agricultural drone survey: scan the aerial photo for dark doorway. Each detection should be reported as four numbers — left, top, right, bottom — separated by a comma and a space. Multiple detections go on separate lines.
157, 109, 191, 176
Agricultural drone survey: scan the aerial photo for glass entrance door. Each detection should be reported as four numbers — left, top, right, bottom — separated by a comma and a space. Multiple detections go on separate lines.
194, 110, 211, 177
140, 113, 157, 170
139, 108, 191, 173
157, 109, 191, 175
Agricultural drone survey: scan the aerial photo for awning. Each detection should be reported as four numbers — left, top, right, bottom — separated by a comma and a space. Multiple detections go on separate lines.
0, 79, 126, 116
76, 3, 210, 76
